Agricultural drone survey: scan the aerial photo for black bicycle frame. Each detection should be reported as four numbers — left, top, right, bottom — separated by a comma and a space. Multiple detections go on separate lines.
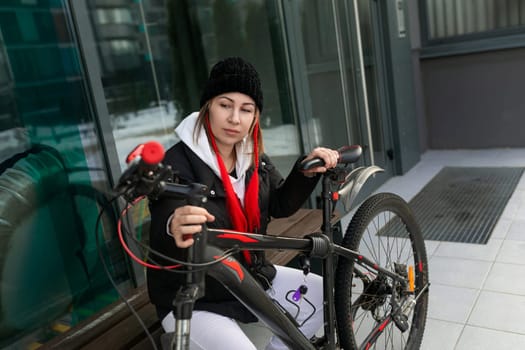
167, 175, 408, 350
117, 144, 410, 349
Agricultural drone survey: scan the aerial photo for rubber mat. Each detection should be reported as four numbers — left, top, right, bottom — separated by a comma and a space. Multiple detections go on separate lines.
404, 167, 524, 244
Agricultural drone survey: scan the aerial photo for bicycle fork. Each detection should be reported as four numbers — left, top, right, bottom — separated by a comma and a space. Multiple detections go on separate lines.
171, 284, 200, 350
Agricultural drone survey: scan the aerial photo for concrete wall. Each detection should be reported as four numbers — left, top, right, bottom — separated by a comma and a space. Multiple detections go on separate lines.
407, 0, 525, 150
420, 48, 525, 149
407, 0, 428, 153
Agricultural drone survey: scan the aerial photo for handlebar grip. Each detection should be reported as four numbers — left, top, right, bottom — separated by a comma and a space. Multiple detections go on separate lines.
300, 158, 326, 170
337, 145, 362, 164
297, 145, 363, 171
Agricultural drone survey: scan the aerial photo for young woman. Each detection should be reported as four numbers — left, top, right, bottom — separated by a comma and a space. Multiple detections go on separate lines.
147, 57, 339, 350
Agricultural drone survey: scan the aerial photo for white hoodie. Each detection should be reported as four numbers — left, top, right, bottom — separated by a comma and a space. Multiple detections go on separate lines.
175, 112, 255, 206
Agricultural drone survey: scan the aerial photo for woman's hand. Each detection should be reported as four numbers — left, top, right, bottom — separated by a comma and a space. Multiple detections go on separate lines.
301, 147, 340, 176
170, 205, 215, 248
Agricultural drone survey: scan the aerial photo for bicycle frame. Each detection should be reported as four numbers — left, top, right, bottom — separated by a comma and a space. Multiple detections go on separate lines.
163, 169, 407, 350
186, 228, 409, 349
115, 143, 415, 350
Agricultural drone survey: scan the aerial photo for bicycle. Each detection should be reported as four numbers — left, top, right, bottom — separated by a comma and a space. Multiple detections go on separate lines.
115, 142, 430, 350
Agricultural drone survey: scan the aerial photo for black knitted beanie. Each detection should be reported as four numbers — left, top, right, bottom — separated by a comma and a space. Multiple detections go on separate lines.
200, 57, 263, 112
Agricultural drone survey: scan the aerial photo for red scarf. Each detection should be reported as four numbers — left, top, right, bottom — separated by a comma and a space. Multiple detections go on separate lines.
206, 117, 260, 264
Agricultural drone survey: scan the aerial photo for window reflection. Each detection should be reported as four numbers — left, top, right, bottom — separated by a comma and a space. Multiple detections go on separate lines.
89, 0, 301, 173
88, 0, 177, 169
108, 39, 139, 55
0, 2, 128, 348
96, 8, 134, 25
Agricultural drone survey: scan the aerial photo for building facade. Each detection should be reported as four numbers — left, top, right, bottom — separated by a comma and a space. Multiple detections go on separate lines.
1, 0, 522, 347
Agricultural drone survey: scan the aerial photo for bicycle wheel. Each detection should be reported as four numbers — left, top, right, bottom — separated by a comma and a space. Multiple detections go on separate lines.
335, 193, 429, 350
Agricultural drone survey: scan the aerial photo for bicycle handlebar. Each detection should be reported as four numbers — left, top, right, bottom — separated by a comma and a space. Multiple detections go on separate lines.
115, 142, 363, 202
298, 145, 362, 171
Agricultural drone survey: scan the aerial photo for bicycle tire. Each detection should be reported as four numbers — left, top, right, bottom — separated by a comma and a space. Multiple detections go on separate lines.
335, 192, 429, 350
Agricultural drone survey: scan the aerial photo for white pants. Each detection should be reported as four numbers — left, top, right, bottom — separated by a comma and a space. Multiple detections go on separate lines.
161, 265, 324, 350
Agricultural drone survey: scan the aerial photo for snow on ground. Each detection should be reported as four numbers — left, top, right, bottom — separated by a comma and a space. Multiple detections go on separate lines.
112, 109, 300, 169
1, 105, 301, 172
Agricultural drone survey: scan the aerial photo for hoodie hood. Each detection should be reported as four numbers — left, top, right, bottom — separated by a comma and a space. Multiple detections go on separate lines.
175, 112, 254, 205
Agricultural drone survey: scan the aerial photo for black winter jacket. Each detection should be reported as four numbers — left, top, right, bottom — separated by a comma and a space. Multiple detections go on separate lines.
147, 142, 320, 322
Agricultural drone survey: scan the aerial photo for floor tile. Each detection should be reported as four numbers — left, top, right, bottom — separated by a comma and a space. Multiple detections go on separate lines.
491, 218, 511, 239
456, 326, 525, 350
506, 219, 525, 241
420, 318, 463, 350
468, 291, 525, 334
518, 177, 525, 190
514, 203, 525, 223
433, 239, 503, 262
248, 149, 525, 347
500, 201, 519, 220
495, 240, 525, 265
428, 256, 491, 289
424, 240, 441, 257
496, 149, 525, 164
483, 262, 525, 295
428, 284, 478, 324
509, 189, 525, 202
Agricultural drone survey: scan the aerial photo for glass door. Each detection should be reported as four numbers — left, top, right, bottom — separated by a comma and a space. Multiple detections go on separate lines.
355, 0, 394, 176
282, 0, 394, 194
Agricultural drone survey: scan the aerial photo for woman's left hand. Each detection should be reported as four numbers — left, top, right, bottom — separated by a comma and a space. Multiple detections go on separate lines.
301, 147, 339, 176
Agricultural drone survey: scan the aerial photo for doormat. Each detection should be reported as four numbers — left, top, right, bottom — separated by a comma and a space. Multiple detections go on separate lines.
403, 167, 524, 244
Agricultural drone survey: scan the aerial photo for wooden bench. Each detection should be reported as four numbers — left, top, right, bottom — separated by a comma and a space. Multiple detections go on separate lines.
41, 209, 339, 349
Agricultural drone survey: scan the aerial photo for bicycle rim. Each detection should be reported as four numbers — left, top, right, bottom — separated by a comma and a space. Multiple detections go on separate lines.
335, 193, 429, 350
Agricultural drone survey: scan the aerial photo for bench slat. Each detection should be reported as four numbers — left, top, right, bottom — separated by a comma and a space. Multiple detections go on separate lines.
40, 286, 152, 349
80, 302, 160, 350
266, 208, 339, 265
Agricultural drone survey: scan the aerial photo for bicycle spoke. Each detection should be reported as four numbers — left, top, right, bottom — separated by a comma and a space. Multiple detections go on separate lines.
335, 193, 428, 350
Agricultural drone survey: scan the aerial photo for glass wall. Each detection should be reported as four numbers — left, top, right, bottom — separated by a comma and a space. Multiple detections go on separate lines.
283, 0, 392, 172
87, 0, 301, 174
85, 0, 178, 170
0, 0, 129, 347
0, 0, 306, 347
284, 0, 361, 152
0, 0, 400, 347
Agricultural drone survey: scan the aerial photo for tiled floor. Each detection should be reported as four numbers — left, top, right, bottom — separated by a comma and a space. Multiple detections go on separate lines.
398, 149, 525, 350
246, 148, 525, 349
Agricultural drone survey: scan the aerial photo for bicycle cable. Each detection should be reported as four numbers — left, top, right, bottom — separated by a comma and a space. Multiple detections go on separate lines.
118, 196, 241, 270
94, 195, 159, 350
93, 194, 242, 350
284, 290, 316, 327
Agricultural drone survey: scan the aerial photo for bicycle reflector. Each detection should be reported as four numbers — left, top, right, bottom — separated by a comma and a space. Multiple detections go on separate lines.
408, 266, 415, 292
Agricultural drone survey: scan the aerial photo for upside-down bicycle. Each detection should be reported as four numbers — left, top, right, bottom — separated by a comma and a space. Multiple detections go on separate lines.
115, 142, 429, 350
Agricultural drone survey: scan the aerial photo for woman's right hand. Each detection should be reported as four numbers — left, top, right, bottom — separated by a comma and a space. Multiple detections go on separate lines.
170, 205, 215, 248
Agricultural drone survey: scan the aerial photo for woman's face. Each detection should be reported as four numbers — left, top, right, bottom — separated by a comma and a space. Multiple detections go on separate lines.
208, 92, 257, 151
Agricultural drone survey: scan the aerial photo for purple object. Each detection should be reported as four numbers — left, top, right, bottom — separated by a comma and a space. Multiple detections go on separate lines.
292, 288, 302, 301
